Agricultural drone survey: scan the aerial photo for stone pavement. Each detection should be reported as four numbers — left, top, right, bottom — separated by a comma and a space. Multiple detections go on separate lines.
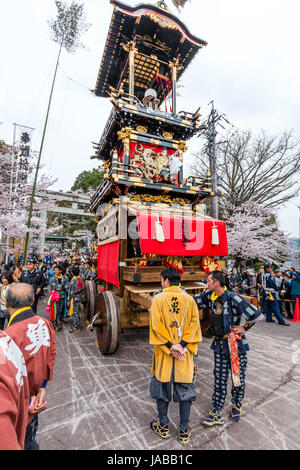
37, 299, 300, 450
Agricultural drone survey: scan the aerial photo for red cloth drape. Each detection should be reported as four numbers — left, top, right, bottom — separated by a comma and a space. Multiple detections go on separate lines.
135, 212, 228, 257
97, 241, 120, 288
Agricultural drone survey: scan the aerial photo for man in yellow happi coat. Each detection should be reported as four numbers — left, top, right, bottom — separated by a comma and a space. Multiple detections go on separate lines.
149, 267, 202, 445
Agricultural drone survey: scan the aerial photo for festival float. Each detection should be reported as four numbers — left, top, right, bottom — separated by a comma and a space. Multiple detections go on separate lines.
83, 0, 229, 353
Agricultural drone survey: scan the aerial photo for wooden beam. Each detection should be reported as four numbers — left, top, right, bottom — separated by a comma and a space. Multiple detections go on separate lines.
129, 292, 152, 309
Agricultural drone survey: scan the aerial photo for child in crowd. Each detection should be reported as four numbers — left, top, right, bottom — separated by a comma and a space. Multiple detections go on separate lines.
49, 265, 69, 331
68, 266, 83, 333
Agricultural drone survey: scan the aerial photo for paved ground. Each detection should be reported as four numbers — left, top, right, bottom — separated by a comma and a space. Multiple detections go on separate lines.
36, 298, 300, 450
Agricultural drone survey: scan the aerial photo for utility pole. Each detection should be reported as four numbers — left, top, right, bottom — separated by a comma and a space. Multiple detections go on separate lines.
209, 101, 218, 219
203, 101, 229, 219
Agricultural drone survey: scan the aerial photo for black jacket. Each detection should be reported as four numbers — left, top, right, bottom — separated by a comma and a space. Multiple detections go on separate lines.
19, 269, 47, 296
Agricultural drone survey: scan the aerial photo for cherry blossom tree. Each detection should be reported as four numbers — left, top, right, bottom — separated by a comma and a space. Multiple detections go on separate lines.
0, 141, 60, 255
224, 201, 288, 267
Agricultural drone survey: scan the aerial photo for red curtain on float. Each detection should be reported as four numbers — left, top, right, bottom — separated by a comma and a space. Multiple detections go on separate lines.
135, 212, 228, 257
97, 241, 120, 288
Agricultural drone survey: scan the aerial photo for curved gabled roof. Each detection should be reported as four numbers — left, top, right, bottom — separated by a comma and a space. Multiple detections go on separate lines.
94, 0, 207, 98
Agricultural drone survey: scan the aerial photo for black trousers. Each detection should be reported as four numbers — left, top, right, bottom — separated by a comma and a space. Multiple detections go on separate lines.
31, 296, 39, 314
212, 349, 247, 414
24, 415, 39, 450
0, 318, 7, 330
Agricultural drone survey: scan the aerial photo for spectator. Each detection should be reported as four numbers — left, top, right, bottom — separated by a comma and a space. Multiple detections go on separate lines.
281, 271, 293, 319
0, 272, 14, 330
79, 261, 86, 279
64, 264, 73, 282
256, 266, 265, 313
43, 253, 53, 267
67, 266, 83, 334
7, 251, 15, 268
18, 254, 25, 264
262, 265, 290, 326
274, 270, 284, 289
229, 268, 242, 293
13, 262, 24, 283
49, 265, 69, 332
5, 283, 56, 450
19, 259, 47, 314
0, 262, 8, 281
243, 269, 257, 297
240, 270, 249, 294
275, 270, 285, 316
84, 260, 97, 282
40, 265, 49, 298
289, 271, 300, 318
47, 263, 56, 284
222, 270, 231, 290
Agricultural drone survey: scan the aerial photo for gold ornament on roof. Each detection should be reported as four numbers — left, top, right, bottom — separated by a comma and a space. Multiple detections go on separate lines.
145, 12, 179, 31
136, 125, 148, 133
118, 127, 132, 140
163, 132, 173, 139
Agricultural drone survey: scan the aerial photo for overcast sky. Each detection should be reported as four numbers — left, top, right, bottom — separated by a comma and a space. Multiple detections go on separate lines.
1, 0, 300, 237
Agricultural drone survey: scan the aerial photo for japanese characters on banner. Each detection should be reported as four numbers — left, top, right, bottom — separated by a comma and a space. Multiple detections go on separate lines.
14, 126, 34, 185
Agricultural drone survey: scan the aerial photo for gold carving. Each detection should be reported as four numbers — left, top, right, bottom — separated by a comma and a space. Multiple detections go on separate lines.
96, 211, 117, 241
145, 12, 179, 31
129, 193, 190, 205
136, 34, 171, 53
117, 127, 132, 140
131, 144, 169, 180
102, 160, 111, 170
162, 132, 173, 139
178, 140, 188, 153
136, 125, 148, 133
150, 138, 161, 145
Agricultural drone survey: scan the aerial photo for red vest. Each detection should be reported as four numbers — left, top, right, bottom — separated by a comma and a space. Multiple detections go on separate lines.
0, 330, 30, 449
6, 312, 56, 398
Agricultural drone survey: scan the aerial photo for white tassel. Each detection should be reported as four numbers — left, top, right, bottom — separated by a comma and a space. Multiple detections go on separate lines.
155, 217, 165, 243
211, 223, 219, 245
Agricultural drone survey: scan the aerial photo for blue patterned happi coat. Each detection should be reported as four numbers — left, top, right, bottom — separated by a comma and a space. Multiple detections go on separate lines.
194, 289, 263, 354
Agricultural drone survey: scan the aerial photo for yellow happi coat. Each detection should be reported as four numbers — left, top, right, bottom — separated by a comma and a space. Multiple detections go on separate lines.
150, 287, 202, 383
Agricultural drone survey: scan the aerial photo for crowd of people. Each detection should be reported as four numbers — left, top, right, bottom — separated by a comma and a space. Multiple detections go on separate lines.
223, 265, 300, 321
0, 251, 97, 333
0, 252, 300, 449
0, 250, 98, 449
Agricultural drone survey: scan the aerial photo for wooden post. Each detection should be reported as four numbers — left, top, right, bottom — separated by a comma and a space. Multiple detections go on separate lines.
129, 42, 136, 103
119, 196, 128, 297
170, 60, 178, 114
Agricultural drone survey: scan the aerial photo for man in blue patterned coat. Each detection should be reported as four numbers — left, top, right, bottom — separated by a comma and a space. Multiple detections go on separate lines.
194, 271, 264, 425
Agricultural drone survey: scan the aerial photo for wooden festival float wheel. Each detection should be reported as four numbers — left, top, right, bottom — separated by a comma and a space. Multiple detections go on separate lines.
93, 290, 121, 354
81, 280, 97, 321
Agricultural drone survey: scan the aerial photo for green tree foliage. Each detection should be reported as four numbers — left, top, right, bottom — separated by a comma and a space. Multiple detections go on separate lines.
71, 167, 104, 192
